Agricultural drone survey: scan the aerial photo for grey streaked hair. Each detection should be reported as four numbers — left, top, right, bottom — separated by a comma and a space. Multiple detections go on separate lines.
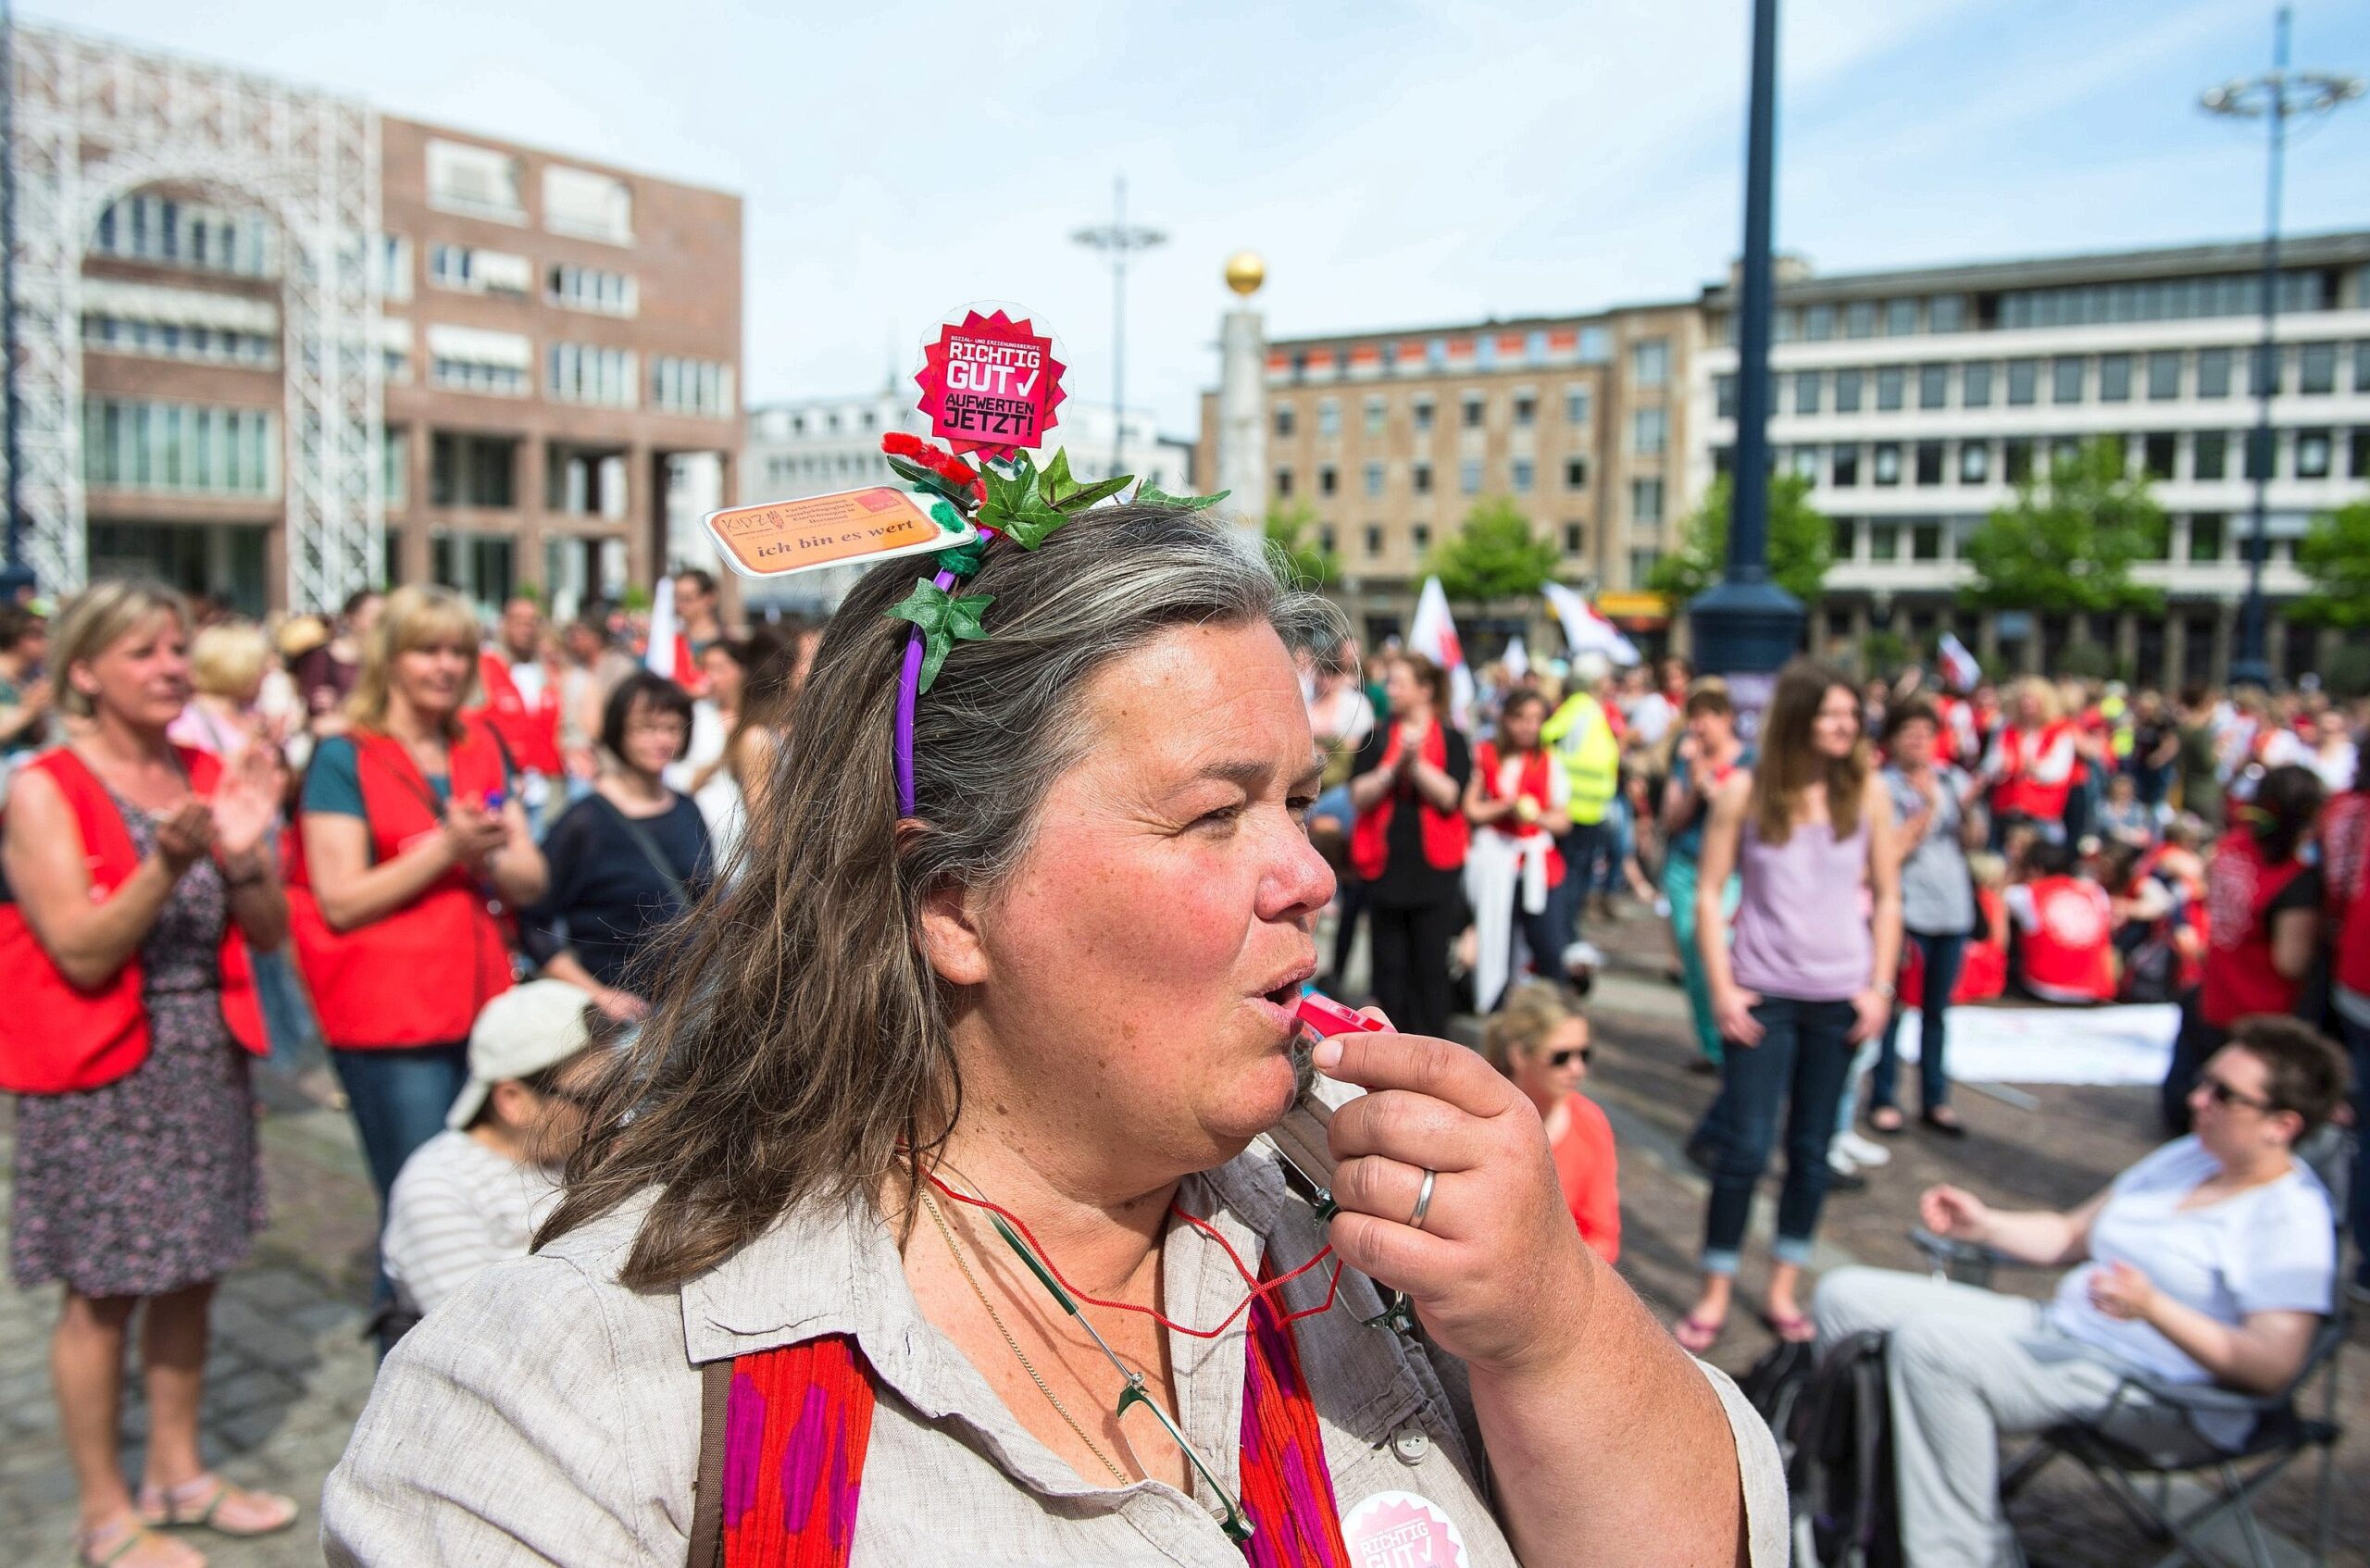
541, 504, 1347, 1288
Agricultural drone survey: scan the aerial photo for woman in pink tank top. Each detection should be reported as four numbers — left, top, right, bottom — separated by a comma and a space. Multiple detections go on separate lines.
1674, 659, 1902, 1351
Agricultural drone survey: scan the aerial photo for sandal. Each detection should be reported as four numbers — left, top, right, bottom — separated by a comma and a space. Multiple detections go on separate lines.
1673, 1313, 1726, 1354
136, 1475, 298, 1539
1921, 1107, 1968, 1139
75, 1517, 202, 1568
1764, 1309, 1817, 1344
1867, 1105, 1905, 1135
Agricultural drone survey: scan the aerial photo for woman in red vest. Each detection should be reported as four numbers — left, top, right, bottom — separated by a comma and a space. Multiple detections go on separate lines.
1981, 677, 2077, 849
2, 582, 298, 1562
1462, 688, 1569, 1014
2162, 764, 2326, 1133
291, 586, 545, 1339
1348, 653, 1472, 1039
2325, 749, 2370, 1298
2002, 840, 2118, 1003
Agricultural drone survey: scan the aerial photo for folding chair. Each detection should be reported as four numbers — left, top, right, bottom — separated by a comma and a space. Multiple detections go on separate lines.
1908, 1125, 2353, 1568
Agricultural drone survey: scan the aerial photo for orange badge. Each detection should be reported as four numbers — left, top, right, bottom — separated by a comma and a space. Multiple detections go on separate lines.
701, 487, 975, 579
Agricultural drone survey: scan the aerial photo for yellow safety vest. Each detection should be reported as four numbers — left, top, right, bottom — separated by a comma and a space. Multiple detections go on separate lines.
1541, 693, 1620, 826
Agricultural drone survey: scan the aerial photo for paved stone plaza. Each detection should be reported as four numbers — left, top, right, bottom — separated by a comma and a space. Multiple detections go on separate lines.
1, 915, 2362, 1564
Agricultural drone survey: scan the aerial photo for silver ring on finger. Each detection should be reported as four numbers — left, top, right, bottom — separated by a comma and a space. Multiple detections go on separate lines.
1407, 1166, 1438, 1231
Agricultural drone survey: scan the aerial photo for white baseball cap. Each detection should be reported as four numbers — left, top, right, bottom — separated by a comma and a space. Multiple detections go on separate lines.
445, 979, 599, 1131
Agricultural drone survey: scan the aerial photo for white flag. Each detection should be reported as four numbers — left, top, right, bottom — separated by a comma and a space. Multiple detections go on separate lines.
1938, 632, 1981, 693
1503, 635, 1529, 679
1541, 580, 1640, 666
644, 574, 680, 679
1407, 577, 1477, 728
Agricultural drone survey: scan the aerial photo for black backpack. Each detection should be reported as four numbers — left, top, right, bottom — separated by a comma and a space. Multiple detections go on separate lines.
1785, 1332, 1902, 1568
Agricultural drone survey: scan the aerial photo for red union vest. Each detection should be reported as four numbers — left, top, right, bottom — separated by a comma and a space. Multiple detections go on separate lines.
0, 746, 266, 1094
2015, 876, 2116, 1002
1991, 721, 2076, 823
1471, 740, 1565, 887
2329, 792, 2370, 1000
2201, 828, 2311, 1028
1349, 721, 1469, 882
469, 651, 564, 777
286, 725, 515, 1050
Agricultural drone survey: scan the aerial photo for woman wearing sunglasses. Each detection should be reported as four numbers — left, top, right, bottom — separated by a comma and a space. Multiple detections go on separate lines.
324, 500, 1784, 1565
1813, 1014, 2344, 1568
1482, 982, 1618, 1265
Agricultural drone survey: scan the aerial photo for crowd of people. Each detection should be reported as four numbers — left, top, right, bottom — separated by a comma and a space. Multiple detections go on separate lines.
0, 539, 2363, 1565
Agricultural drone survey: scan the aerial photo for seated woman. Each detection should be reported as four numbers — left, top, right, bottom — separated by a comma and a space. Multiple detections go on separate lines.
1480, 982, 1618, 1264
2002, 838, 2116, 1004
1814, 1015, 2343, 1568
324, 498, 1784, 1564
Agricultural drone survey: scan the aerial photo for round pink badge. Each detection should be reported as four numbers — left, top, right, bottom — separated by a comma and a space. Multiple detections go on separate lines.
1340, 1488, 1471, 1568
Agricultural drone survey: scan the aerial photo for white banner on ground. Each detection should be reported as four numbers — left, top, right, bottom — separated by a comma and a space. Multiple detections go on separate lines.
1892, 1002, 2179, 1087
1541, 579, 1640, 666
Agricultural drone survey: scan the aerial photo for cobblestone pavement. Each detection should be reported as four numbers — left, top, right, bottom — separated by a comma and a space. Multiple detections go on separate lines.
0, 904, 2361, 1566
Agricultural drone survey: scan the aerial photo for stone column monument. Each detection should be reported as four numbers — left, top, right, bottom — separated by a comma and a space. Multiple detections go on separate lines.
1215, 252, 1268, 541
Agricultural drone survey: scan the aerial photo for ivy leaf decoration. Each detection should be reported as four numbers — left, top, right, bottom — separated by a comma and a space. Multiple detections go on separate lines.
885, 579, 994, 692
1040, 448, 1135, 515
1136, 480, 1232, 512
975, 452, 1071, 550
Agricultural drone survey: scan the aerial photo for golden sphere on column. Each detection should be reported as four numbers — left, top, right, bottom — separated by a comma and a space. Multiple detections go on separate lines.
1224, 251, 1266, 297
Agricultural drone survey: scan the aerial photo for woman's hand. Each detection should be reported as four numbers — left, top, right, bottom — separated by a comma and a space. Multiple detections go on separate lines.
211, 746, 284, 863
1712, 982, 1764, 1047
1845, 986, 1890, 1044
2087, 1260, 2158, 1323
1315, 1025, 1595, 1378
438, 799, 508, 870
1919, 1183, 1991, 1242
154, 799, 217, 877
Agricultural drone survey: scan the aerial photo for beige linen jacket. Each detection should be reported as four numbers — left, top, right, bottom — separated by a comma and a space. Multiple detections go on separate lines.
323, 1145, 1787, 1566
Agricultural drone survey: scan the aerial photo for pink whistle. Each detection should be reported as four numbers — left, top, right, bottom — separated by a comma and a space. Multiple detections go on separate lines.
1295, 991, 1389, 1039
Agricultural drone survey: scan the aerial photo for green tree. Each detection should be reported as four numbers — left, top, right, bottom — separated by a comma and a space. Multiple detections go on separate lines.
1647, 471, 1830, 605
1424, 496, 1561, 604
1958, 437, 2168, 613
1263, 500, 1340, 589
2293, 499, 2370, 628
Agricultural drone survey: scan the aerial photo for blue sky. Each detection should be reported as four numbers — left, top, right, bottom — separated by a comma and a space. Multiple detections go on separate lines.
56, 1, 2370, 437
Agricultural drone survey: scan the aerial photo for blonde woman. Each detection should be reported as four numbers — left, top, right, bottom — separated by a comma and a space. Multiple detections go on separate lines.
1981, 675, 2076, 847
1, 582, 295, 1564
1481, 981, 1619, 1263
168, 621, 275, 763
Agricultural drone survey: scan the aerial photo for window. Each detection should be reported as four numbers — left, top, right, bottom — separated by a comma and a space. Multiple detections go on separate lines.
1835, 368, 1863, 413
1512, 459, 1535, 493
1563, 523, 1585, 555
2189, 431, 2227, 481
1317, 399, 1341, 437
81, 397, 279, 497
1918, 363, 1948, 410
2297, 428, 2333, 479
2099, 354, 2132, 403
543, 165, 632, 243
427, 138, 525, 220
1459, 460, 1481, 495
1461, 392, 1486, 429
2299, 342, 2337, 395
2052, 356, 2085, 404
1869, 521, 1901, 562
548, 263, 636, 315
1413, 462, 1433, 494
2197, 347, 2233, 398
81, 315, 278, 368
1791, 445, 1821, 480
1873, 442, 1902, 485
1884, 299, 1916, 336
2249, 343, 2280, 397
1564, 455, 1589, 489
2354, 427, 2370, 479
1911, 522, 1943, 561
1275, 467, 1294, 497
1877, 367, 1905, 411
1630, 338, 1669, 387
1273, 404, 1296, 438
1845, 300, 1877, 339
1318, 465, 1338, 496
376, 235, 412, 302
1630, 407, 1666, 455
430, 432, 518, 508
1411, 523, 1432, 553
650, 356, 735, 417
1364, 526, 1383, 557
1959, 441, 1990, 484
1628, 547, 1663, 584
2189, 514, 2226, 562
1412, 397, 1436, 433
1564, 385, 1591, 425
1512, 392, 1537, 428
547, 343, 636, 407
1526, 330, 1550, 366
1831, 517, 1857, 558
1365, 395, 1388, 436
1928, 296, 1965, 333
92, 193, 276, 277
2244, 429, 2274, 481
1577, 326, 1611, 364
426, 325, 533, 395
2147, 351, 2181, 401
1831, 447, 1860, 487
2006, 359, 2039, 405
1961, 362, 1993, 408
1319, 526, 1337, 554
1803, 305, 1836, 341
1914, 441, 1943, 486
1794, 371, 1822, 415
2142, 432, 2177, 480
1363, 461, 1384, 497
2004, 438, 2033, 484
1630, 478, 1665, 524
1715, 375, 1737, 420
428, 243, 530, 294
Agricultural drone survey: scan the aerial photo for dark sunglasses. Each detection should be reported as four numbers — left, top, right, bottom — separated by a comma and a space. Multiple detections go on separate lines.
1549, 1047, 1594, 1068
2197, 1075, 2274, 1113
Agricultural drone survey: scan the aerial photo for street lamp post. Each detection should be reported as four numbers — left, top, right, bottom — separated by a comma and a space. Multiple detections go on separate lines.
1071, 177, 1166, 482
2201, 5, 2361, 688
1687, 0, 1802, 732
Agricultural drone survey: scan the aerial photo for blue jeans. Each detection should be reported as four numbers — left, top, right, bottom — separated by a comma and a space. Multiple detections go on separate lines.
2340, 1011, 2370, 1288
1874, 930, 1965, 1115
1551, 819, 1613, 948
1600, 795, 1633, 897
1701, 995, 1858, 1275
252, 948, 321, 1070
331, 1042, 470, 1348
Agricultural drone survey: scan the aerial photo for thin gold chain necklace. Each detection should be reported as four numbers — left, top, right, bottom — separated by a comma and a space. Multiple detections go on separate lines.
919, 1187, 1131, 1487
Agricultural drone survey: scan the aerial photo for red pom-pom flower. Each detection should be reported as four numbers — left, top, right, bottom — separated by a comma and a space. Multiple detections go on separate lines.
881, 432, 984, 502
